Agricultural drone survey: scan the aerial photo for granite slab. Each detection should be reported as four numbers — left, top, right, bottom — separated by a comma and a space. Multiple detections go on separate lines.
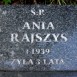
0, 5, 77, 71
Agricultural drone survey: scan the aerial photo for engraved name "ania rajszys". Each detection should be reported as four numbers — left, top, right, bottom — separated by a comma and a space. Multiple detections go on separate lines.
10, 21, 68, 43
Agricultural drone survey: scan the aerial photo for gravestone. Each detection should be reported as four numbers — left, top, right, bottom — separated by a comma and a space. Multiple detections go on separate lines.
0, 5, 77, 72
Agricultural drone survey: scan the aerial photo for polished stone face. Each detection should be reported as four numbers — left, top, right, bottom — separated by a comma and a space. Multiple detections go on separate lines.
0, 5, 77, 71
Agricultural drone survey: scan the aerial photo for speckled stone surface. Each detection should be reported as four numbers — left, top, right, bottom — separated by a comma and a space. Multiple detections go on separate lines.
0, 5, 77, 71
0, 72, 77, 77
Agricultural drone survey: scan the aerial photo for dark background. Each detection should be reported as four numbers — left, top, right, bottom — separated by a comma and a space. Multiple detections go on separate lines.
1, 0, 77, 5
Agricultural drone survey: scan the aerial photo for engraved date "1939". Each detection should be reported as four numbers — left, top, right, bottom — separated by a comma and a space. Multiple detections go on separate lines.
25, 49, 51, 55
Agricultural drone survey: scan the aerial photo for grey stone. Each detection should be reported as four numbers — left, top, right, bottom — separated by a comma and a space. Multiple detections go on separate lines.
0, 72, 77, 77
0, 5, 77, 71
